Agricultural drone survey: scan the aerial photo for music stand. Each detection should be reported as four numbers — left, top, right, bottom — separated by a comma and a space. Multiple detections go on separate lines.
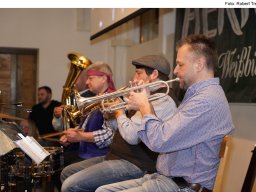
0, 121, 50, 164
0, 121, 20, 156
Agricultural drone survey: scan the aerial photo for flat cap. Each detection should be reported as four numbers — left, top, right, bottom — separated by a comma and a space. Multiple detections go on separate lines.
132, 55, 170, 75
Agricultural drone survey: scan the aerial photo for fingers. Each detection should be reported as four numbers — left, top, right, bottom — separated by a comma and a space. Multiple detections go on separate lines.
54, 106, 64, 118
125, 86, 149, 111
59, 135, 68, 144
124, 96, 139, 111
128, 80, 149, 95
64, 129, 80, 143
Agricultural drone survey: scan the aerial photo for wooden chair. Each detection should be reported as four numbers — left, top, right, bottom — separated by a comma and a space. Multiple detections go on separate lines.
213, 135, 231, 192
241, 145, 256, 192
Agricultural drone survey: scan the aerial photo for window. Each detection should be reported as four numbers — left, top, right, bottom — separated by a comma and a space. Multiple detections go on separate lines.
139, 9, 159, 43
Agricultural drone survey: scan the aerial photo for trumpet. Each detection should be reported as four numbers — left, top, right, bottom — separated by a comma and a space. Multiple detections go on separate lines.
76, 78, 179, 113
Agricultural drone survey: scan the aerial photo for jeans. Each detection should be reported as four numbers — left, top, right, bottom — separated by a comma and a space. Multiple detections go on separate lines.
96, 173, 195, 192
61, 156, 105, 183
61, 156, 144, 192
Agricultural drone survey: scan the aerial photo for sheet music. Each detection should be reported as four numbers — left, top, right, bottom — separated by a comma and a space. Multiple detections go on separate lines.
0, 121, 49, 164
15, 134, 50, 164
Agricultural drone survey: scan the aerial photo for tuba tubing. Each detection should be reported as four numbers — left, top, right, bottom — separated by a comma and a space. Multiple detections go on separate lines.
61, 52, 92, 103
61, 52, 92, 130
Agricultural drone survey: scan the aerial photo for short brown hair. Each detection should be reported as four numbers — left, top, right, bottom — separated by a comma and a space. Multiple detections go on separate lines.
176, 34, 218, 71
38, 86, 52, 94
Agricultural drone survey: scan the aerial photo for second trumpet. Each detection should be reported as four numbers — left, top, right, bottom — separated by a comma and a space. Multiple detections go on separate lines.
75, 78, 179, 113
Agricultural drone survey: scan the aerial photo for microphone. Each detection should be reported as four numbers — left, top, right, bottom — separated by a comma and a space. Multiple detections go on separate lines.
0, 102, 23, 106
0, 102, 31, 113
13, 102, 23, 107
23, 109, 32, 113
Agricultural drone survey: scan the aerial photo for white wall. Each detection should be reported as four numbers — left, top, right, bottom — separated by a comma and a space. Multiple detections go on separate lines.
0, 8, 255, 192
0, 8, 110, 100
225, 103, 256, 191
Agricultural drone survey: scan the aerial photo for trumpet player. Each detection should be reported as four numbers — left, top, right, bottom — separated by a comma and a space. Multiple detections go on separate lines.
61, 55, 177, 192
97, 34, 234, 192
59, 62, 117, 166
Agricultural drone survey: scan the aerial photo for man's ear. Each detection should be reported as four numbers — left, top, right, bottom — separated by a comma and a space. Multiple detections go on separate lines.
102, 75, 108, 83
48, 93, 52, 100
195, 57, 205, 72
150, 69, 159, 80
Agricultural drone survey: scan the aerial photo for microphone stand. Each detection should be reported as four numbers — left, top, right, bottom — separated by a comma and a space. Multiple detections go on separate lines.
24, 154, 32, 192
14, 154, 33, 192
0, 102, 31, 111
0, 102, 31, 121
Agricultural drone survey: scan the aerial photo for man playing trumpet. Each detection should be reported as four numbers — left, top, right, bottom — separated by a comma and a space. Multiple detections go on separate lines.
97, 34, 234, 192
61, 55, 177, 192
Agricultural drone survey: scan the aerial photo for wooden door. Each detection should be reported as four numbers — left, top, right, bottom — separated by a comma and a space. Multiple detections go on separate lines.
0, 48, 38, 119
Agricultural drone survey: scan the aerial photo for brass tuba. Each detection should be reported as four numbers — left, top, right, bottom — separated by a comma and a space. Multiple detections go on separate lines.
61, 52, 92, 130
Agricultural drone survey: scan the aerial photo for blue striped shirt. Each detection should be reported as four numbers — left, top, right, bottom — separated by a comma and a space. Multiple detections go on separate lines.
137, 78, 234, 190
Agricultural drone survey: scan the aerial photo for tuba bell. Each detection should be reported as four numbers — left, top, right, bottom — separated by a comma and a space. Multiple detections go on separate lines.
61, 52, 92, 130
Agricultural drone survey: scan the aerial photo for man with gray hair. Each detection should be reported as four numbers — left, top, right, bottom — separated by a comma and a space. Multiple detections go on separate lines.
61, 55, 177, 192
59, 61, 117, 165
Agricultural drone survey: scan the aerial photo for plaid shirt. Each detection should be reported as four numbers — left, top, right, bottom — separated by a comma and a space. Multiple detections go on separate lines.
81, 111, 117, 149
93, 119, 117, 148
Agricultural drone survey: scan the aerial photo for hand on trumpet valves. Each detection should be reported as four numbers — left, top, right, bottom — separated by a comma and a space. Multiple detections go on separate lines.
102, 97, 124, 117
54, 105, 64, 118
125, 80, 150, 111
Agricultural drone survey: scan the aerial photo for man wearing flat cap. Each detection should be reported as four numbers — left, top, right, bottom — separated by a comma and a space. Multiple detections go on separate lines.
132, 55, 178, 104
61, 55, 177, 192
132, 55, 170, 77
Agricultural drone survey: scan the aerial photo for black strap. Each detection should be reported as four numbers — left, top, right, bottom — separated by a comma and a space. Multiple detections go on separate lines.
171, 177, 212, 192
172, 177, 189, 189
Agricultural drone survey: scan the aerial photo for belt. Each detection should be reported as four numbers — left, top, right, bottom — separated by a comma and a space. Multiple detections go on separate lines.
172, 177, 212, 192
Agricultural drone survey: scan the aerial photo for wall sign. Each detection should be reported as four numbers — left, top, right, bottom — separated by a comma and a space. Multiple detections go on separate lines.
175, 8, 256, 103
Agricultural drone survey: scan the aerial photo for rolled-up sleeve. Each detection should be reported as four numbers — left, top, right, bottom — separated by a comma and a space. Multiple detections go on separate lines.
92, 118, 117, 148
52, 116, 64, 132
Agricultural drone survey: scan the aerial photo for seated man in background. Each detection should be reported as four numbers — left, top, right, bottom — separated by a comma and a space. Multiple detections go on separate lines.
97, 34, 235, 192
19, 119, 39, 139
29, 86, 62, 146
59, 61, 117, 166
61, 55, 177, 192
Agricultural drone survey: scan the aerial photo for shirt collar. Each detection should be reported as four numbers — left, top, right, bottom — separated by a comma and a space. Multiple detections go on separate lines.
183, 78, 220, 102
